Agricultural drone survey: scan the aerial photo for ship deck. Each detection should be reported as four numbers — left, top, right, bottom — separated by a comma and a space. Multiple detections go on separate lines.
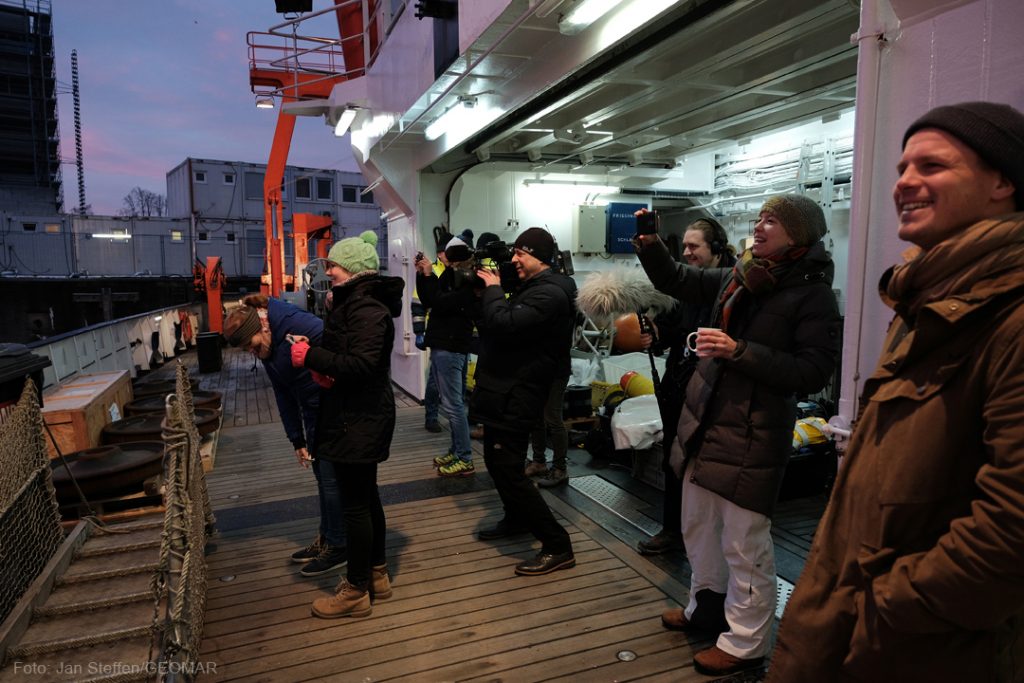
165, 346, 824, 682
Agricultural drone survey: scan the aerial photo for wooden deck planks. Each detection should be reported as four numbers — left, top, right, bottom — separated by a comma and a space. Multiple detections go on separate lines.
186, 343, 825, 681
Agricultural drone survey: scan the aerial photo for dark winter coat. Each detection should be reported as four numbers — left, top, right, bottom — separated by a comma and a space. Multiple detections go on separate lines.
305, 273, 404, 464
637, 238, 840, 517
768, 214, 1024, 683
262, 298, 323, 451
470, 269, 575, 431
416, 267, 478, 354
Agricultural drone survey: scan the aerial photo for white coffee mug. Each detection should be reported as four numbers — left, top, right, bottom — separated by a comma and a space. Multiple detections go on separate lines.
686, 327, 721, 354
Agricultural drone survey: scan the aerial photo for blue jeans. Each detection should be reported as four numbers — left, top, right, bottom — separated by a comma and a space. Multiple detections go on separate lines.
430, 349, 472, 462
312, 458, 346, 547
424, 362, 439, 424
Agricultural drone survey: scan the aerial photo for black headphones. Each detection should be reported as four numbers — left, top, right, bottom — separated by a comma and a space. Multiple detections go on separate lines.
693, 217, 727, 256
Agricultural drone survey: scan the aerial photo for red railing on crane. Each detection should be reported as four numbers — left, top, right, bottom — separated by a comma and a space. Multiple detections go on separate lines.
248, 0, 380, 298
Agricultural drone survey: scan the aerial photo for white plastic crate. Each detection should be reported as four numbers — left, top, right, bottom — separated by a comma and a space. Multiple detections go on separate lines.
601, 352, 667, 385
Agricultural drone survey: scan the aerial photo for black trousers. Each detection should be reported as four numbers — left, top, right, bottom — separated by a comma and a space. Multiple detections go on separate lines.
333, 461, 386, 588
484, 426, 572, 555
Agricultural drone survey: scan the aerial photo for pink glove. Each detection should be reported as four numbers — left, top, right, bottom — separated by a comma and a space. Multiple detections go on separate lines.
290, 340, 310, 367
309, 370, 334, 388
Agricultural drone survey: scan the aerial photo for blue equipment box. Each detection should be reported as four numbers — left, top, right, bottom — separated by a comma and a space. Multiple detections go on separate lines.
606, 202, 647, 253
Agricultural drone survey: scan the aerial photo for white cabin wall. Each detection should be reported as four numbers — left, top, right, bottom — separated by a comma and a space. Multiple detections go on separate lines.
458, 0, 516, 54
840, 0, 1024, 424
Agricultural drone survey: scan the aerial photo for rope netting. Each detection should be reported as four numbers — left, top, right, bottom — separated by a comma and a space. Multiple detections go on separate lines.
149, 361, 215, 678
0, 379, 63, 625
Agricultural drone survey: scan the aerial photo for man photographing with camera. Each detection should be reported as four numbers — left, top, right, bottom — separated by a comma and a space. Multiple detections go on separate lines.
471, 227, 576, 576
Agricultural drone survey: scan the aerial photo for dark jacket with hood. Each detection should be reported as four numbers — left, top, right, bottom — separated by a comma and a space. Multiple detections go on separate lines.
262, 298, 323, 452
471, 268, 575, 431
305, 273, 404, 464
637, 237, 840, 517
416, 266, 478, 354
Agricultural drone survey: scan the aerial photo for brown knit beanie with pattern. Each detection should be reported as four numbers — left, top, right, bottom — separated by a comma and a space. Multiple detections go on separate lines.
759, 194, 828, 247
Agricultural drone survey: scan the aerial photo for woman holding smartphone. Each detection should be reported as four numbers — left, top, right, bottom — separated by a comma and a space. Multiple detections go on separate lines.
633, 197, 840, 676
290, 230, 405, 618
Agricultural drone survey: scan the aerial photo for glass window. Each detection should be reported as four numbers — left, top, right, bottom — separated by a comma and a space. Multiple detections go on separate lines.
194, 171, 207, 183
223, 173, 235, 185
245, 172, 264, 200
246, 229, 264, 257
198, 231, 209, 241
342, 185, 357, 203
284, 233, 294, 258
361, 190, 374, 204
170, 230, 183, 242
295, 177, 312, 199
226, 232, 236, 243
316, 177, 333, 201
44, 223, 61, 233
22, 222, 36, 232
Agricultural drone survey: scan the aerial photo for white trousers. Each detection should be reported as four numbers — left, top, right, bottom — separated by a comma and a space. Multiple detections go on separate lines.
682, 459, 776, 658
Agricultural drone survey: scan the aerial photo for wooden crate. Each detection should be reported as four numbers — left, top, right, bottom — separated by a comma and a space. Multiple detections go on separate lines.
41, 371, 133, 458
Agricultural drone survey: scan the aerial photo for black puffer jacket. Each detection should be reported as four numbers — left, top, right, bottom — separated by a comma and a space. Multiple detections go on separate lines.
470, 269, 575, 431
305, 273, 405, 464
416, 267, 478, 354
638, 238, 840, 516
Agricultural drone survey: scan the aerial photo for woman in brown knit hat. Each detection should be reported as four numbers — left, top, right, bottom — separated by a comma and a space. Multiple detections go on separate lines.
634, 196, 841, 676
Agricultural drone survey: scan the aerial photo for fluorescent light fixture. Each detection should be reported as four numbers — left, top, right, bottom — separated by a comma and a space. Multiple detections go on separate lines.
334, 108, 358, 137
558, 0, 623, 35
425, 96, 478, 141
255, 96, 275, 110
92, 233, 132, 240
523, 179, 619, 194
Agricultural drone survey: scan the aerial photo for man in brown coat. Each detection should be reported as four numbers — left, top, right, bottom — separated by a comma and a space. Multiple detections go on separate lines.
768, 102, 1024, 681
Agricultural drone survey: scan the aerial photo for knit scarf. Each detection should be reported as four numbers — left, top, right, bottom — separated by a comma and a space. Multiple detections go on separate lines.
885, 214, 1024, 319
718, 246, 809, 331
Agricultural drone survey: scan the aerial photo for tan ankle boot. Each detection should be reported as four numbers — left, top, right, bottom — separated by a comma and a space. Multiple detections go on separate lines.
371, 564, 393, 600
311, 579, 371, 619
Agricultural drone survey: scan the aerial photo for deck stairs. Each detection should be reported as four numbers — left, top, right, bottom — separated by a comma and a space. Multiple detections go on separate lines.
0, 516, 165, 682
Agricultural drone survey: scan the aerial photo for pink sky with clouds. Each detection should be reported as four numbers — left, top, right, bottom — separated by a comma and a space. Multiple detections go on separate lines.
52, 0, 359, 216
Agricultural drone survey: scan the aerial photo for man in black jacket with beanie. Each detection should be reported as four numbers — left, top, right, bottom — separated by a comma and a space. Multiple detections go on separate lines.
471, 227, 575, 576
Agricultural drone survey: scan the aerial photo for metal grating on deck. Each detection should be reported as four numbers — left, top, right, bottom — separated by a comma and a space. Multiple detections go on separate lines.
569, 474, 661, 536
776, 576, 796, 620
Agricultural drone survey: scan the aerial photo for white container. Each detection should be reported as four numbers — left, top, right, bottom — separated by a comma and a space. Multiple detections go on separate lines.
601, 352, 667, 386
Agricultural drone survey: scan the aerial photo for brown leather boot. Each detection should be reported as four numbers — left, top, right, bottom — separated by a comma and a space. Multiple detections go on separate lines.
311, 579, 371, 619
661, 608, 695, 631
371, 564, 393, 600
692, 646, 764, 676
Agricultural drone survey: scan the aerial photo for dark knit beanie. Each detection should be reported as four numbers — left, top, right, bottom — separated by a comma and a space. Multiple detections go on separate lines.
224, 305, 262, 347
903, 101, 1024, 209
513, 227, 555, 264
759, 194, 828, 247
476, 232, 500, 249
444, 236, 472, 263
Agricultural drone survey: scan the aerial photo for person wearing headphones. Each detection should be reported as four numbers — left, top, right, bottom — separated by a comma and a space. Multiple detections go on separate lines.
634, 217, 736, 556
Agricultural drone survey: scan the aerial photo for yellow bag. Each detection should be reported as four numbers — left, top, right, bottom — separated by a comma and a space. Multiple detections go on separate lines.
792, 417, 829, 449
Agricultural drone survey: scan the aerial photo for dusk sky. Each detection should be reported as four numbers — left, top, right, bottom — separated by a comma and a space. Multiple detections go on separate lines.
51, 1, 359, 216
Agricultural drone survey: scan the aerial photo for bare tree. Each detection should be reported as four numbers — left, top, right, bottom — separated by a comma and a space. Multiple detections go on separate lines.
120, 186, 166, 217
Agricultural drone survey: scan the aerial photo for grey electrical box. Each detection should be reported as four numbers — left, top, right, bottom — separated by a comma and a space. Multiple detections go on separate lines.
573, 205, 606, 253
